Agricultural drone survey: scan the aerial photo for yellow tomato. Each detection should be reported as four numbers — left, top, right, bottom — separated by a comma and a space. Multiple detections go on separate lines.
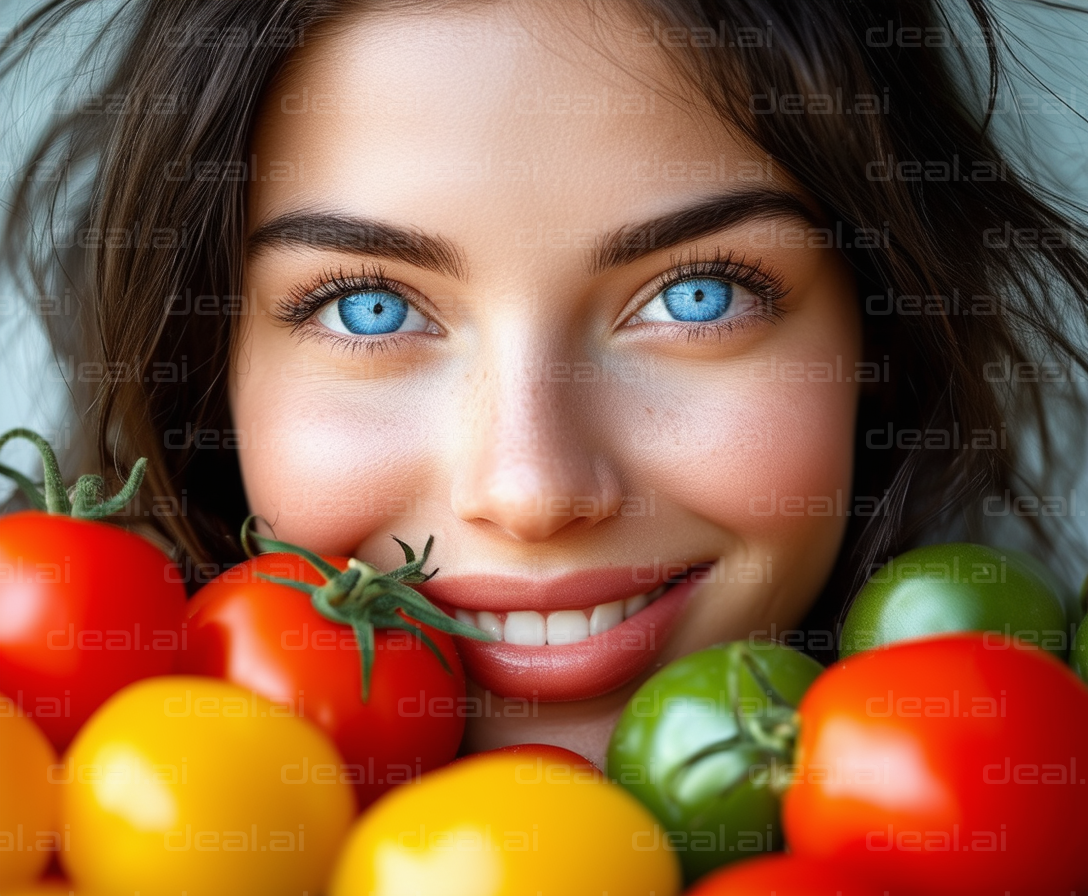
329, 751, 681, 896
59, 676, 356, 896
0, 696, 59, 889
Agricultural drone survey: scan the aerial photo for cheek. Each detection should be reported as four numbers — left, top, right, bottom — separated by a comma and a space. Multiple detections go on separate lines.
629, 368, 860, 644
642, 376, 857, 544
228, 337, 439, 552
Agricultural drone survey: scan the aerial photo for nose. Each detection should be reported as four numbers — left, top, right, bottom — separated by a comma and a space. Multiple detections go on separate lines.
449, 343, 624, 542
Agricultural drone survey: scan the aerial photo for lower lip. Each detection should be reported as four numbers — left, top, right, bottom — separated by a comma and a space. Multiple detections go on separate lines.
441, 578, 700, 702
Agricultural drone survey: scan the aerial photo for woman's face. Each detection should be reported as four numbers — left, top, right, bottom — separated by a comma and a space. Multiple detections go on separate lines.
231, 0, 862, 766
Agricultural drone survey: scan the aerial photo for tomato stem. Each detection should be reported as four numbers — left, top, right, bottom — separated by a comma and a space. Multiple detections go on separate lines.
0, 461, 47, 511
240, 515, 492, 701
74, 459, 147, 520
0, 428, 147, 519
725, 643, 802, 794
0, 428, 71, 513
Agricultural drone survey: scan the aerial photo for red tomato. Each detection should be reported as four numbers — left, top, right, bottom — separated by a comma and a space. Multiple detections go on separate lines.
685, 853, 894, 895
0, 511, 187, 750
465, 742, 604, 782
486, 742, 602, 775
178, 552, 468, 808
782, 634, 1088, 895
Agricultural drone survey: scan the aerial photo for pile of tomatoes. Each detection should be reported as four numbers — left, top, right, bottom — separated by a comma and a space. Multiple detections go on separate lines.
0, 430, 681, 895
2, 429, 1088, 896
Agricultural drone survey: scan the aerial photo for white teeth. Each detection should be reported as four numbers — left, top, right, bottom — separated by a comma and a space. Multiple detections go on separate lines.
449, 582, 675, 644
504, 610, 546, 646
546, 610, 590, 645
624, 593, 648, 618
476, 611, 503, 641
589, 600, 625, 636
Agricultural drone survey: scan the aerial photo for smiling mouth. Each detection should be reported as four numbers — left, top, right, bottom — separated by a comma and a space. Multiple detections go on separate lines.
432, 560, 715, 702
440, 561, 713, 647
449, 579, 678, 646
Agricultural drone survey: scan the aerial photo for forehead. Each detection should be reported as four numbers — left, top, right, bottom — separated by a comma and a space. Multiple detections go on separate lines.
247, 1, 786, 257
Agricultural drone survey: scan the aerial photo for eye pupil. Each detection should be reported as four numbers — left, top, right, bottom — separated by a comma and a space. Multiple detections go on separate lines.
372, 303, 383, 314
694, 290, 704, 302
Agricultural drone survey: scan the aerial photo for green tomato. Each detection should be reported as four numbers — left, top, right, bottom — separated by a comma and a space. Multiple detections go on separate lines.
1004, 547, 1080, 625
606, 640, 823, 885
840, 543, 1069, 660
1073, 616, 1088, 683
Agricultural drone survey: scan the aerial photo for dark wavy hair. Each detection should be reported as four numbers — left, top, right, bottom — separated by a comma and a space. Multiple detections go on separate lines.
2, 0, 1087, 653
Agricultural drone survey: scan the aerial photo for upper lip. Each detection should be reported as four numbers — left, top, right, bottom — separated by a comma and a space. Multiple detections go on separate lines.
414, 560, 713, 613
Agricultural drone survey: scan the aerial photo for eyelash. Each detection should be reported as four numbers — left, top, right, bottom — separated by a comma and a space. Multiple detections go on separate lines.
274, 263, 420, 357
272, 251, 789, 357
637, 248, 788, 342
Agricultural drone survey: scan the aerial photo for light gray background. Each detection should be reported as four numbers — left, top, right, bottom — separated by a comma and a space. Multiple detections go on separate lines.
1, 0, 1086, 576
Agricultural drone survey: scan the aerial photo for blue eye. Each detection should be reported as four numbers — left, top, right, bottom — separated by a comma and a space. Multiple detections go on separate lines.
661, 278, 733, 322
316, 290, 431, 336
337, 292, 406, 334
633, 276, 755, 327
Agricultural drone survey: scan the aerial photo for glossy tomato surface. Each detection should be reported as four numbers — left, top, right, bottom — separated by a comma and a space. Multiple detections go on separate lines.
839, 543, 1068, 659
329, 750, 681, 896
179, 552, 467, 807
59, 676, 356, 896
0, 696, 60, 888
0, 511, 187, 749
782, 634, 1088, 895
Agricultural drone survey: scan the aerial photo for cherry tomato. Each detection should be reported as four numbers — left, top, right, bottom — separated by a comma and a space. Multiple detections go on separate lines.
0, 511, 186, 750
484, 742, 602, 777
328, 750, 681, 896
782, 634, 1088, 895
839, 544, 1068, 660
59, 676, 356, 896
685, 853, 892, 895
179, 552, 468, 808
0, 695, 60, 888
607, 640, 824, 883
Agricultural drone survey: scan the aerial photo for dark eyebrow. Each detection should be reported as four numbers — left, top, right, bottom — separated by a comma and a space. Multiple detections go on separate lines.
590, 189, 822, 275
246, 189, 819, 283
247, 211, 468, 281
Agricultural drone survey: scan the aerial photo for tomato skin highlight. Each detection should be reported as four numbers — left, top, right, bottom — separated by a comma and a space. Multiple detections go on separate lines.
59, 676, 356, 896
0, 511, 187, 750
178, 552, 467, 808
839, 543, 1069, 660
782, 634, 1088, 895
328, 751, 681, 896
